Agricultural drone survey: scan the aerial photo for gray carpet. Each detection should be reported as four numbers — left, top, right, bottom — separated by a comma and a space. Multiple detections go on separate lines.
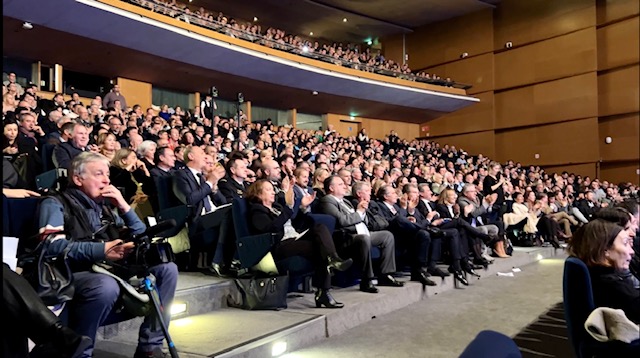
512, 302, 573, 358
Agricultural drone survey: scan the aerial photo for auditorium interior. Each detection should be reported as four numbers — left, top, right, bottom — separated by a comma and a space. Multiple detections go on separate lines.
2, 0, 639, 357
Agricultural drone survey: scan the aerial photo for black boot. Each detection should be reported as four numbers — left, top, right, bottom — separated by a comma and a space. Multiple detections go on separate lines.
315, 289, 344, 308
327, 254, 353, 272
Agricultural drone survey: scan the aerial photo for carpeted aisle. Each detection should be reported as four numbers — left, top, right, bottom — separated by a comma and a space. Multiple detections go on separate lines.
512, 302, 574, 358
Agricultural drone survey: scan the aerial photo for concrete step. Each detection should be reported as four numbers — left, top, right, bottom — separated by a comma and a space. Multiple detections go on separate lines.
95, 246, 562, 357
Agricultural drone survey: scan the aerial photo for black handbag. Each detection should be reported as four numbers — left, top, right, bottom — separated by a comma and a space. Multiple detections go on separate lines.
20, 235, 75, 306
228, 273, 289, 310
366, 211, 389, 231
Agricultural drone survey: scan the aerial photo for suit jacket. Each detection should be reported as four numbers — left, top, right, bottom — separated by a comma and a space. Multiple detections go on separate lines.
436, 203, 458, 220
416, 199, 439, 221
53, 141, 87, 170
317, 195, 365, 235
375, 200, 419, 233
457, 196, 490, 224
218, 176, 247, 202
172, 167, 227, 223
247, 202, 292, 241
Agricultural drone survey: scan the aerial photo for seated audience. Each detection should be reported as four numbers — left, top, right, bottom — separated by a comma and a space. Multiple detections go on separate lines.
318, 176, 403, 293
245, 179, 352, 308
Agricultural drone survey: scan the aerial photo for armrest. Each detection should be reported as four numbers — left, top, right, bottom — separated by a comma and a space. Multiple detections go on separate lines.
236, 233, 278, 268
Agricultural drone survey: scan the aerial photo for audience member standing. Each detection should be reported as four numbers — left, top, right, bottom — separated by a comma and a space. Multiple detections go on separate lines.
102, 84, 127, 110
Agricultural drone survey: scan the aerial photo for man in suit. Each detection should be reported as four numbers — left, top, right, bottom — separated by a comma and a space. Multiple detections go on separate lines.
418, 184, 485, 273
172, 145, 231, 274
53, 121, 97, 170
149, 146, 176, 213
375, 185, 439, 286
318, 176, 403, 293
457, 183, 502, 240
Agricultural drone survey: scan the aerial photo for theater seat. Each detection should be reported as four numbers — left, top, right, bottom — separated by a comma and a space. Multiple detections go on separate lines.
458, 330, 521, 358
232, 197, 314, 292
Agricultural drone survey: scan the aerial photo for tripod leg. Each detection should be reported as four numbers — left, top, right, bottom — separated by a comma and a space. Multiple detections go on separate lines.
144, 278, 180, 358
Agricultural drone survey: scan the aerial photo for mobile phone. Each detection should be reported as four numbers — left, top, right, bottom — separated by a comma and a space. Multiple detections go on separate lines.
442, 218, 452, 223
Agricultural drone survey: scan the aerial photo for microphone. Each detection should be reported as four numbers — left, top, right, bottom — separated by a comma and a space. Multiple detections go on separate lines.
130, 219, 176, 243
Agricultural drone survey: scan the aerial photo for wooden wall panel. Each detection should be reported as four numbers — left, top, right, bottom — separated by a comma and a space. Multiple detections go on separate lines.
424, 53, 494, 95
495, 73, 598, 129
596, 0, 640, 25
421, 91, 494, 137
543, 163, 597, 179
494, 28, 597, 90
493, 0, 595, 50
598, 64, 640, 116
117, 77, 152, 109
598, 113, 640, 161
324, 113, 419, 140
428, 131, 496, 159
597, 17, 640, 71
406, 9, 493, 70
494, 118, 599, 166
382, 33, 404, 65
600, 161, 640, 185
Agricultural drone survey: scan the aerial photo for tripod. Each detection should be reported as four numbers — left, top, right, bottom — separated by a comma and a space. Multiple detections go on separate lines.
130, 267, 179, 358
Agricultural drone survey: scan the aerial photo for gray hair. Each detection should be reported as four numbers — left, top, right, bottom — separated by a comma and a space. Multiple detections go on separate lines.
462, 183, 476, 193
352, 181, 370, 197
137, 140, 157, 157
69, 152, 110, 185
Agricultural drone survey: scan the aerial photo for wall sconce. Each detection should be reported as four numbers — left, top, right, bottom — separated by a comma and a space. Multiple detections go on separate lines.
505, 41, 513, 49
604, 136, 612, 144
460, 52, 469, 58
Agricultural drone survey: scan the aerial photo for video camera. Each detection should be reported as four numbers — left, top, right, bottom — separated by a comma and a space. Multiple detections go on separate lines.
124, 219, 177, 275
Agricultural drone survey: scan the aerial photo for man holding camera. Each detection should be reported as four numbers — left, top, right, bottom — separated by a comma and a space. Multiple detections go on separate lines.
38, 152, 178, 358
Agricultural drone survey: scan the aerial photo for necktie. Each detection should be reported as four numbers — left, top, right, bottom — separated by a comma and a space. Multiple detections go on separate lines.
390, 205, 397, 216
198, 173, 212, 212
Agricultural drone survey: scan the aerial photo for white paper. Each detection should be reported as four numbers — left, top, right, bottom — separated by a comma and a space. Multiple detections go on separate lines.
282, 229, 309, 241
512, 268, 522, 273
497, 272, 515, 277
3, 237, 19, 259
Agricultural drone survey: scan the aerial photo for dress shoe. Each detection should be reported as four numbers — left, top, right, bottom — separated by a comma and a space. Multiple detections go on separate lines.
359, 279, 379, 293
377, 274, 405, 287
315, 289, 344, 308
427, 267, 451, 278
411, 271, 437, 286
327, 255, 353, 272
468, 261, 484, 270
448, 267, 469, 286
203, 263, 229, 277
473, 258, 490, 270
463, 266, 481, 278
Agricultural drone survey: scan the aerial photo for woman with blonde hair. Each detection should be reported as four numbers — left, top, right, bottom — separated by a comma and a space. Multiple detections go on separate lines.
312, 167, 330, 198
109, 148, 153, 205
96, 132, 118, 161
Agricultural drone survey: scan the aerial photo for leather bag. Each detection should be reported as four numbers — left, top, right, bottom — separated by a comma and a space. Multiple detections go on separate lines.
20, 235, 75, 306
228, 273, 289, 310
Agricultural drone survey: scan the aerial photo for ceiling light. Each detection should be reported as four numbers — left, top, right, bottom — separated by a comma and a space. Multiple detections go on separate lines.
309, 31, 313, 36
312, 91, 318, 95
22, 22, 33, 30
343, 18, 348, 22
253, 16, 258, 22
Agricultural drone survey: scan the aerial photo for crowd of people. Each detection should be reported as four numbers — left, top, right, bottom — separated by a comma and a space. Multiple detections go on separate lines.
126, 0, 456, 86
3, 73, 639, 357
